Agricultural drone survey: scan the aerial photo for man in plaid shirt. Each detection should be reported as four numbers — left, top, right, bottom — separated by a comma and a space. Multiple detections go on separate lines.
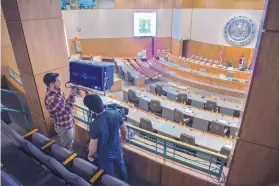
44, 73, 76, 150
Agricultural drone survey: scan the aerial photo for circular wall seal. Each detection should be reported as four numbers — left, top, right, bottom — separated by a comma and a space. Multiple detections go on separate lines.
224, 16, 256, 46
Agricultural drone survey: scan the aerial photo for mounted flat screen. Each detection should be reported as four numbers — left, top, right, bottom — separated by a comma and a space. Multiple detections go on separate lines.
134, 12, 157, 37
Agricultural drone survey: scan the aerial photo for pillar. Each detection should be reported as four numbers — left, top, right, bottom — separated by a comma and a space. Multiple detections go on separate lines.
2, 0, 70, 136
226, 0, 279, 185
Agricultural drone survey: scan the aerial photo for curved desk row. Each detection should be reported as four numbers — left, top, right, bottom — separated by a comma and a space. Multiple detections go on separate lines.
123, 88, 240, 136
156, 60, 248, 90
74, 96, 233, 152
166, 53, 251, 80
150, 60, 247, 98
150, 83, 243, 117
114, 58, 145, 87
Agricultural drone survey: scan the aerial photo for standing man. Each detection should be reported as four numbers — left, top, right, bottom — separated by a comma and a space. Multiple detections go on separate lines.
83, 94, 128, 182
44, 73, 76, 150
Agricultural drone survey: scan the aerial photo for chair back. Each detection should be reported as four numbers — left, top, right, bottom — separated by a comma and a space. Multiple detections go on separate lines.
226, 72, 235, 78
205, 100, 217, 112
155, 85, 164, 96
50, 158, 91, 186
12, 130, 29, 152
71, 158, 98, 181
50, 144, 73, 162
139, 117, 153, 132
150, 100, 162, 113
27, 142, 51, 166
210, 121, 225, 136
220, 146, 231, 157
180, 133, 196, 146
128, 90, 138, 104
226, 60, 233, 67
174, 109, 183, 123
176, 93, 187, 103
31, 133, 50, 148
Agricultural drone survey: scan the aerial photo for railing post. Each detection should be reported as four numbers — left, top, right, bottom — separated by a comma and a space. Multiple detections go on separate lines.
163, 141, 167, 156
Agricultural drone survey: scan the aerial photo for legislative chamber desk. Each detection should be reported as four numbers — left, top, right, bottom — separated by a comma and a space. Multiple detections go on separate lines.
150, 60, 247, 98
150, 83, 243, 117
124, 88, 239, 136
167, 54, 251, 80
74, 96, 233, 153
114, 58, 145, 86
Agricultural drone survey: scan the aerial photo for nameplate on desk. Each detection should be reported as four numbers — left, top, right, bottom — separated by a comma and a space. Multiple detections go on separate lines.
184, 108, 195, 115
216, 119, 228, 124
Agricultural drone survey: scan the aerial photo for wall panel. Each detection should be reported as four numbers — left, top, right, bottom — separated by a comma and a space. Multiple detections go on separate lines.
193, 0, 265, 10
190, 9, 263, 48
187, 40, 253, 67
69, 37, 171, 57
171, 38, 183, 56
62, 9, 172, 39
115, 0, 174, 8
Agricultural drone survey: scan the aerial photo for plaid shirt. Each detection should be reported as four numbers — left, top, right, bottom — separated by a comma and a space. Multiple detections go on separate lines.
44, 88, 75, 130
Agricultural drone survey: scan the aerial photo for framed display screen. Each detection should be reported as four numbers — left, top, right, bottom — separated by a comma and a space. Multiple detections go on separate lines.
134, 12, 157, 37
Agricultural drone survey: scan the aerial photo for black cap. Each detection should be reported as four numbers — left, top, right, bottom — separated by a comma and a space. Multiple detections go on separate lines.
83, 94, 104, 114
43, 73, 59, 87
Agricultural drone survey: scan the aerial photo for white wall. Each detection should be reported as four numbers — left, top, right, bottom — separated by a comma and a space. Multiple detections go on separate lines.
190, 9, 263, 48
172, 9, 192, 40
62, 9, 172, 39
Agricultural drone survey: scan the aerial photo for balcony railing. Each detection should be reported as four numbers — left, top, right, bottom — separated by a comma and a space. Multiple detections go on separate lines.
73, 103, 227, 177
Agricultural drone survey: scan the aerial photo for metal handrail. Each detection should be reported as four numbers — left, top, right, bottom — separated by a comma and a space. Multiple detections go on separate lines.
1, 88, 30, 131
73, 104, 227, 177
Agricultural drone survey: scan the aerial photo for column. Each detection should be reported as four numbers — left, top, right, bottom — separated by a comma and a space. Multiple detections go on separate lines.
2, 0, 69, 136
226, 0, 279, 185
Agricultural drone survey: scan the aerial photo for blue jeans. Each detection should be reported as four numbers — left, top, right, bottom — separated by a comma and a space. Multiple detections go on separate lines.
97, 157, 127, 182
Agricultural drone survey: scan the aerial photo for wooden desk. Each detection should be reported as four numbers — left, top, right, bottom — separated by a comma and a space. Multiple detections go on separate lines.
167, 54, 251, 80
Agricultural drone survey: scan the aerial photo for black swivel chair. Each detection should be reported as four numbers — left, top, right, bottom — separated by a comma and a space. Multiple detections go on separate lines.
127, 71, 134, 85
149, 100, 162, 116
208, 121, 225, 136
139, 117, 154, 133
155, 85, 164, 96
128, 89, 138, 106
176, 93, 188, 103
218, 146, 231, 166
179, 133, 197, 156
173, 109, 190, 125
205, 100, 218, 112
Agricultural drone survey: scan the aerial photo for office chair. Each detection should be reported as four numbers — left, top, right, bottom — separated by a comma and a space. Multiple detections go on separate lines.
119, 66, 125, 77
179, 133, 197, 156
226, 71, 235, 78
139, 117, 154, 133
214, 60, 219, 64
205, 100, 218, 112
127, 71, 134, 85
199, 57, 203, 61
183, 62, 188, 68
219, 146, 231, 166
155, 85, 164, 96
203, 58, 208, 62
224, 126, 231, 138
176, 93, 187, 103
174, 109, 190, 125
128, 89, 138, 105
208, 121, 225, 136
208, 59, 214, 63
150, 99, 162, 115
191, 55, 195, 59
226, 60, 233, 67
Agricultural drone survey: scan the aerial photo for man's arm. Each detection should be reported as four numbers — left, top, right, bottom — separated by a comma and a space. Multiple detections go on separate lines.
120, 123, 127, 141
88, 138, 98, 162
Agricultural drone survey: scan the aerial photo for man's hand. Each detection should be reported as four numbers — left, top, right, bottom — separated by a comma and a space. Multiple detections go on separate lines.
88, 154, 94, 162
69, 87, 77, 97
121, 135, 127, 143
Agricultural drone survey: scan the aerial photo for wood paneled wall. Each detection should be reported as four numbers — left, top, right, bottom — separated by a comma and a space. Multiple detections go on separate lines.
1, 15, 18, 73
171, 38, 183, 56
187, 40, 254, 67
193, 0, 265, 9
114, 0, 265, 9
115, 0, 174, 9
69, 37, 171, 57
